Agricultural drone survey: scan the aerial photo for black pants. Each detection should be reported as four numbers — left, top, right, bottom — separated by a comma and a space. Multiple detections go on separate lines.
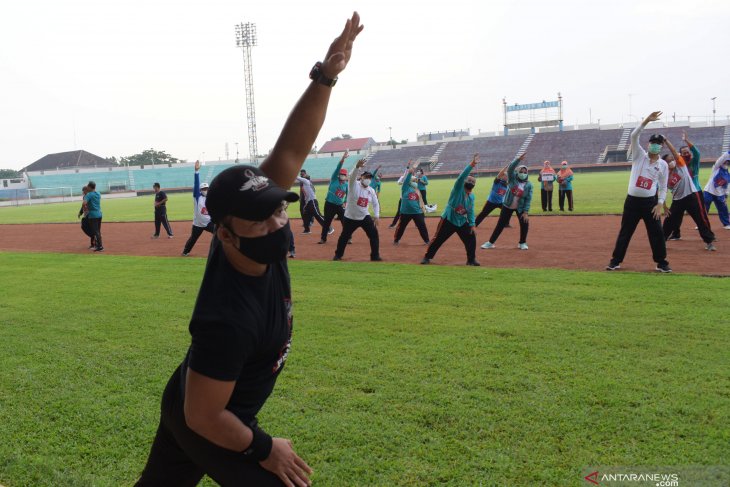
182, 223, 215, 254
335, 216, 380, 259
81, 217, 96, 246
155, 209, 174, 236
610, 195, 668, 266
301, 200, 326, 232
136, 367, 283, 487
88, 217, 103, 249
424, 218, 476, 262
320, 201, 345, 242
541, 189, 553, 211
420, 190, 428, 206
474, 201, 502, 227
559, 189, 574, 211
390, 199, 402, 227
394, 213, 429, 243
488, 207, 529, 244
663, 192, 714, 244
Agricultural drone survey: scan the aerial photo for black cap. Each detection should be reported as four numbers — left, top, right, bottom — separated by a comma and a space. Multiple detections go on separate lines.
361, 171, 373, 179
648, 134, 665, 144
206, 165, 299, 223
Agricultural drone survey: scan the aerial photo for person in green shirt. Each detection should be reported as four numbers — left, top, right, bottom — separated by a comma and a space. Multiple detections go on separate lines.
421, 154, 479, 266
393, 163, 429, 245
83, 180, 104, 252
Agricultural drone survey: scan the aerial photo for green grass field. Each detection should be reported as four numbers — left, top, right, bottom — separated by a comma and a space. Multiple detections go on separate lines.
0, 253, 728, 486
0, 170, 645, 224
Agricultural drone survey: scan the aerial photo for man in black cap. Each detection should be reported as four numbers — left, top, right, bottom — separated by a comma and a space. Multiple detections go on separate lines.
606, 111, 671, 272
136, 12, 363, 487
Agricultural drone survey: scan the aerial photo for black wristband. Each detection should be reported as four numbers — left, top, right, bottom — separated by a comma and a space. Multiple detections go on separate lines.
241, 419, 273, 462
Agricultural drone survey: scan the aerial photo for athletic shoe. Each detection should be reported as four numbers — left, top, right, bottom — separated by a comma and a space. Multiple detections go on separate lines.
466, 260, 481, 266
655, 264, 673, 273
518, 243, 529, 250
605, 263, 620, 271
94, 247, 104, 252
88, 245, 96, 250
420, 258, 430, 265
569, 208, 573, 211
668, 235, 681, 241
393, 241, 399, 246
151, 235, 159, 239
388, 225, 395, 229
167, 235, 174, 239
480, 241, 495, 249
371, 256, 383, 262
317, 239, 326, 244
422, 240, 430, 245
505, 224, 513, 228
694, 226, 698, 230
332, 255, 341, 261
302, 231, 311, 235
289, 251, 296, 258
181, 252, 189, 256
705, 243, 717, 251
724, 225, 730, 230
327, 227, 335, 235
347, 239, 352, 245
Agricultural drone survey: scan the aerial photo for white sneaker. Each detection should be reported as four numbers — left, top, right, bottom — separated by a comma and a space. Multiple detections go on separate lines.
327, 227, 335, 235
518, 243, 529, 250
724, 225, 730, 230
706, 243, 717, 251
480, 241, 495, 249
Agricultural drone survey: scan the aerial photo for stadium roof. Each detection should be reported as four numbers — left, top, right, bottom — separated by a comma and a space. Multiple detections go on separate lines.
319, 137, 375, 153
23, 150, 113, 172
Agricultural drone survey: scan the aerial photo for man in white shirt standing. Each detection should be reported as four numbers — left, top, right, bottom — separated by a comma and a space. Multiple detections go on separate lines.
607, 111, 671, 273
333, 158, 381, 261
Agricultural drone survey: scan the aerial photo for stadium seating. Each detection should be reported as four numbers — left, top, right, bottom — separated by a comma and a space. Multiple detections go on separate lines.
525, 129, 624, 165
436, 135, 529, 171
301, 155, 362, 180
636, 126, 725, 159
366, 145, 442, 176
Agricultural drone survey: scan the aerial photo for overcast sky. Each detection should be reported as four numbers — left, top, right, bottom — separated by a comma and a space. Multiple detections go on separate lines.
1, 0, 728, 170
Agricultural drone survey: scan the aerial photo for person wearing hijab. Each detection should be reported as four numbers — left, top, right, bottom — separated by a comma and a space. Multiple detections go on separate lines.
537, 160, 556, 211
557, 161, 574, 211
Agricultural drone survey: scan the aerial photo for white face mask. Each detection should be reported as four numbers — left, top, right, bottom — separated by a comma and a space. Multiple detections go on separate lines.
668, 161, 676, 170
410, 181, 418, 188
339, 176, 348, 182
361, 178, 371, 187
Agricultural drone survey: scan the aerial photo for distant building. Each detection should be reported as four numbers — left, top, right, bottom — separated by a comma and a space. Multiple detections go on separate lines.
23, 150, 112, 173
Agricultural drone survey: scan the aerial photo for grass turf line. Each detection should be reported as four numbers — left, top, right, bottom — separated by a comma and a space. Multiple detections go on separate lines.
0, 253, 728, 486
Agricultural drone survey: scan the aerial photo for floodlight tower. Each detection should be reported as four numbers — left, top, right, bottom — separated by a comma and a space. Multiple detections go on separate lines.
235, 22, 259, 165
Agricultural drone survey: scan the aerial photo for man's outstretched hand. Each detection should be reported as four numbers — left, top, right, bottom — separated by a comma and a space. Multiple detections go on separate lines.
321, 12, 364, 80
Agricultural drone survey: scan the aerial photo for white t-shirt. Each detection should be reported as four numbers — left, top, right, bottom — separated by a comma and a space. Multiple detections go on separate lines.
296, 176, 317, 204
344, 173, 380, 220
627, 126, 668, 203
703, 152, 730, 197
666, 158, 696, 201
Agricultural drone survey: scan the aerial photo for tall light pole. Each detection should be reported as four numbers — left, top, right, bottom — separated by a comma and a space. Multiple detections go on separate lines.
711, 97, 717, 127
387, 126, 393, 147
235, 22, 259, 165
235, 142, 239, 163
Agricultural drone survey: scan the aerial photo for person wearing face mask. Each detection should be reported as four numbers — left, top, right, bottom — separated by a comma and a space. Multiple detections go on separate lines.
702, 150, 730, 230
660, 141, 715, 251
181, 160, 215, 256
606, 111, 671, 272
393, 162, 430, 246
136, 12, 363, 487
557, 161, 574, 211
333, 158, 381, 261
667, 131, 701, 239
318, 151, 350, 244
416, 168, 429, 205
537, 160, 556, 211
480, 152, 532, 250
372, 165, 382, 198
421, 154, 480, 266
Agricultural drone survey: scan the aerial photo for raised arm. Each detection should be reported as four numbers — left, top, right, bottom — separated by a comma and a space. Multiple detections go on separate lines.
259, 12, 363, 189
713, 151, 730, 170
350, 158, 365, 192
630, 111, 662, 162
330, 151, 349, 181
506, 153, 525, 184
454, 154, 478, 187
193, 160, 201, 198
664, 139, 684, 166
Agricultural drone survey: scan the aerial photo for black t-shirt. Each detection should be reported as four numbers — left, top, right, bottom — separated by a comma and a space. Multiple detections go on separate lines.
179, 237, 292, 422
155, 191, 167, 211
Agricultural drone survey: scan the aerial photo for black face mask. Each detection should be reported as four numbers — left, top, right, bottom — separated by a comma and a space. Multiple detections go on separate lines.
464, 182, 475, 191
232, 222, 291, 264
